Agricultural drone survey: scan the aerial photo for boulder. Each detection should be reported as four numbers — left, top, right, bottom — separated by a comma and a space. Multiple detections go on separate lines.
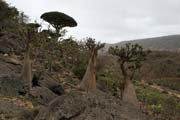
35, 90, 154, 120
28, 87, 58, 106
0, 55, 22, 75
0, 100, 28, 119
0, 32, 25, 54
35, 73, 64, 95
17, 106, 44, 120
0, 74, 27, 97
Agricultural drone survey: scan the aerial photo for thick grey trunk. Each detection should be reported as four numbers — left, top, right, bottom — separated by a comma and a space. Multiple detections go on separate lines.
80, 53, 96, 92
123, 79, 139, 106
22, 49, 32, 91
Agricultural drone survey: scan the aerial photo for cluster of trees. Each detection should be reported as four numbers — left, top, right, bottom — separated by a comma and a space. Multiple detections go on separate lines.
1, 0, 149, 106
18, 10, 104, 93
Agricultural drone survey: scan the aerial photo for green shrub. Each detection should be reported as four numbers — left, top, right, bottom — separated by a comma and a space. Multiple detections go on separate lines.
149, 104, 163, 114
136, 84, 180, 120
72, 62, 87, 79
148, 78, 180, 92
97, 66, 122, 93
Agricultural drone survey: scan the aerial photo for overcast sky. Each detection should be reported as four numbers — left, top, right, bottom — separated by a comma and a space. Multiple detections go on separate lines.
6, 0, 180, 43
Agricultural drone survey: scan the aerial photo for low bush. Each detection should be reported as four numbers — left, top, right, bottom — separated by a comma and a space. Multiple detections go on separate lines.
148, 78, 180, 92
136, 82, 180, 120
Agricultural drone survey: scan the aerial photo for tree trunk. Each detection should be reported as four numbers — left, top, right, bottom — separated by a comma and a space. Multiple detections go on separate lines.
21, 43, 32, 92
21, 29, 34, 92
122, 79, 139, 106
80, 51, 97, 92
120, 62, 127, 99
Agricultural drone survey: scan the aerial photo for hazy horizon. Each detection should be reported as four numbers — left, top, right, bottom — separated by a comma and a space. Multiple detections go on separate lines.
109, 34, 180, 44
6, 0, 180, 43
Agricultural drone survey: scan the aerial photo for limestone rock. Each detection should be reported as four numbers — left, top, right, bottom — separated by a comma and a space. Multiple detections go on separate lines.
35, 90, 154, 120
0, 75, 27, 97
29, 87, 58, 106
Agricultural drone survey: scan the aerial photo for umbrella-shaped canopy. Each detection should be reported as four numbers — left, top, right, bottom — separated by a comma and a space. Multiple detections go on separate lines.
41, 11, 77, 29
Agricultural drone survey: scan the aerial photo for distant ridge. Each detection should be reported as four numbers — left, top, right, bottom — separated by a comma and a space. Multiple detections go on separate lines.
105, 35, 180, 51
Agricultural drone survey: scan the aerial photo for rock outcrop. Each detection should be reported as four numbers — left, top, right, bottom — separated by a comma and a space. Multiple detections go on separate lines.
0, 32, 25, 54
0, 32, 155, 120
29, 87, 58, 105
35, 90, 154, 120
0, 74, 27, 96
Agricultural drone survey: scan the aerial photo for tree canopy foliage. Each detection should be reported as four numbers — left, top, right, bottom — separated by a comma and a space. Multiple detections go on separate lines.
41, 11, 77, 38
109, 43, 149, 80
109, 43, 149, 105
0, 0, 19, 21
41, 11, 77, 28
80, 38, 105, 91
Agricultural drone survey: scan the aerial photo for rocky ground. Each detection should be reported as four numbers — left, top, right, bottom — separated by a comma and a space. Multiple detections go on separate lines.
0, 33, 155, 120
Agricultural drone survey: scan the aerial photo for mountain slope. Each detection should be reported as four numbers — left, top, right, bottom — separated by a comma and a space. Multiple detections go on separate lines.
106, 35, 180, 51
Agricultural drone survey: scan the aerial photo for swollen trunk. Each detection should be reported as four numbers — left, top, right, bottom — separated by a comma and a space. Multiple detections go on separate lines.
80, 53, 96, 92
123, 79, 139, 106
22, 49, 32, 91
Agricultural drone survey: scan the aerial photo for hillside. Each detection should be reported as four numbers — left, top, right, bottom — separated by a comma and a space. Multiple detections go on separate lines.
0, 0, 180, 120
105, 35, 180, 51
0, 33, 154, 120
97, 52, 180, 120
0, 0, 155, 120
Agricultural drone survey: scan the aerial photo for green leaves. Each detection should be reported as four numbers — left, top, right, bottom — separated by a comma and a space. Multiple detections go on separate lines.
0, 0, 19, 21
109, 43, 149, 80
136, 84, 180, 119
85, 37, 105, 51
41, 11, 77, 40
109, 43, 148, 63
41, 11, 77, 29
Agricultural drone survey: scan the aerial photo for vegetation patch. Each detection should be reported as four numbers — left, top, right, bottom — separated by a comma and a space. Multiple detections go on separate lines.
136, 82, 180, 120
148, 78, 180, 92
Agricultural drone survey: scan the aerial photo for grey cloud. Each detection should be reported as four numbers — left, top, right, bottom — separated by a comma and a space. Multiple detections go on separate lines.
6, 0, 180, 43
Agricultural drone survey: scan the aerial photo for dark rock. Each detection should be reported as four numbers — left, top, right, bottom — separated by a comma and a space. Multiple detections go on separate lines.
37, 73, 64, 95
0, 100, 29, 119
49, 85, 64, 95
28, 87, 58, 106
17, 110, 35, 120
35, 90, 154, 120
0, 32, 5, 38
32, 73, 41, 87
0, 74, 28, 97
18, 106, 44, 120
38, 74, 58, 88
0, 56, 22, 75
0, 32, 25, 54
0, 47, 11, 54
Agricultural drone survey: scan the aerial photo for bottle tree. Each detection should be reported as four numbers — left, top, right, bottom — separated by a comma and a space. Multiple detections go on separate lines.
40, 11, 77, 41
109, 43, 149, 106
21, 23, 40, 92
40, 11, 77, 71
80, 38, 105, 92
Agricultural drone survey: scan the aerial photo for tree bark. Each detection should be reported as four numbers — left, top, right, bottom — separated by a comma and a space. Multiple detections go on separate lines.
22, 32, 32, 92
120, 62, 126, 99
80, 51, 97, 92
120, 62, 139, 106
122, 79, 139, 106
22, 47, 32, 91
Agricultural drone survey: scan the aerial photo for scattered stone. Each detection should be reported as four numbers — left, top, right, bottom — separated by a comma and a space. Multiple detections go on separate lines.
35, 90, 154, 120
37, 73, 64, 95
0, 100, 29, 119
0, 75, 27, 97
3, 53, 8, 57
28, 87, 58, 106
